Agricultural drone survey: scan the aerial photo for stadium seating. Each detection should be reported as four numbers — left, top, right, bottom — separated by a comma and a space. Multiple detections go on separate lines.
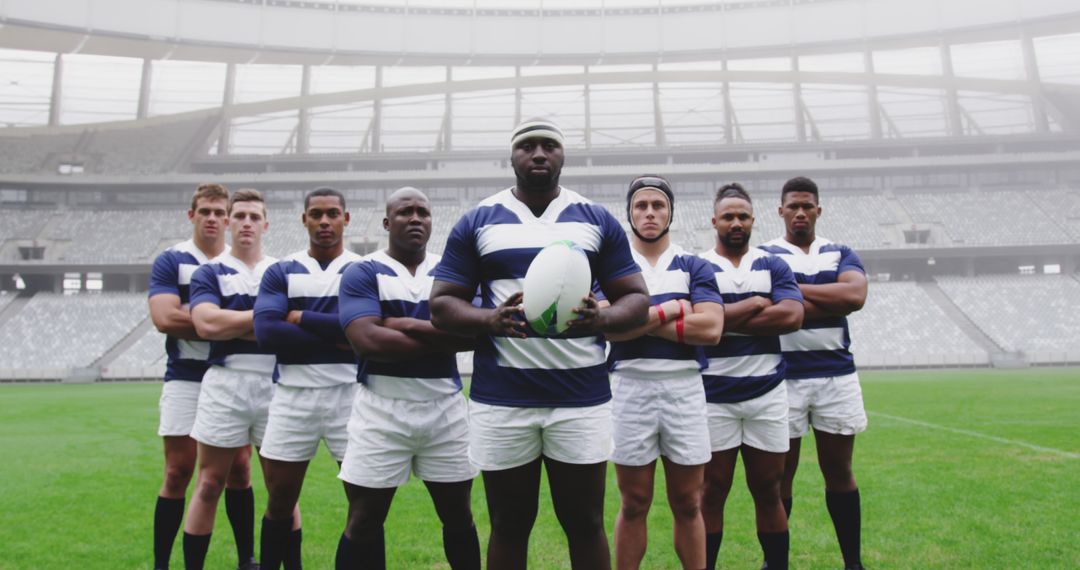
0, 292, 146, 372
103, 327, 168, 380
0, 132, 82, 174
849, 281, 989, 367
85, 119, 207, 175
936, 274, 1080, 361
900, 189, 1072, 246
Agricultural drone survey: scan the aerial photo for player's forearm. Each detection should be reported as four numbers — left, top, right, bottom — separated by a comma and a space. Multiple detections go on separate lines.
605, 303, 668, 342
799, 283, 866, 315
730, 302, 803, 336
298, 310, 348, 343
192, 309, 254, 341
253, 312, 326, 349
150, 306, 201, 340
430, 296, 497, 335
802, 298, 834, 320
384, 317, 476, 351
597, 292, 650, 333
722, 297, 767, 329
651, 311, 724, 346
346, 324, 434, 362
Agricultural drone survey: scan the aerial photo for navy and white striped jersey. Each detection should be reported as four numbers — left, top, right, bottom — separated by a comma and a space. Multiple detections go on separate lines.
698, 247, 803, 404
339, 250, 460, 401
189, 253, 277, 375
608, 244, 723, 380
759, 237, 865, 379
148, 240, 230, 382
254, 249, 362, 388
434, 187, 640, 408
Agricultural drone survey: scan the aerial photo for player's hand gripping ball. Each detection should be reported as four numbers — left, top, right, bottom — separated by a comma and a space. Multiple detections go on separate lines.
522, 240, 592, 336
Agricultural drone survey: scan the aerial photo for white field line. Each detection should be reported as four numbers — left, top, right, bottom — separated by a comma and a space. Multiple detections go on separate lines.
868, 411, 1080, 459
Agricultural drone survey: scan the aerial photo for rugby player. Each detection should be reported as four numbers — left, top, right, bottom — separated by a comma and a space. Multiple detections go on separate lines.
760, 177, 869, 570
699, 184, 804, 570
182, 189, 277, 569
604, 176, 724, 570
335, 187, 480, 569
254, 187, 363, 569
429, 118, 650, 570
148, 183, 257, 570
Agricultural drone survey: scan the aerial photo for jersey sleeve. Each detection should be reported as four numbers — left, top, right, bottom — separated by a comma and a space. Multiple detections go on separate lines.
768, 257, 804, 304
594, 208, 640, 284
432, 212, 480, 288
837, 245, 866, 276
338, 261, 384, 329
254, 263, 290, 318
687, 256, 724, 305
188, 265, 221, 309
148, 251, 180, 298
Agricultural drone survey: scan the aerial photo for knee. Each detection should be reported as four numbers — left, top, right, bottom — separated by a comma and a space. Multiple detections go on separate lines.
490, 509, 537, 544
163, 462, 195, 493
668, 490, 702, 522
619, 489, 653, 521
746, 475, 782, 505
558, 506, 605, 540
194, 474, 226, 503
820, 462, 855, 490
265, 489, 298, 519
225, 461, 251, 489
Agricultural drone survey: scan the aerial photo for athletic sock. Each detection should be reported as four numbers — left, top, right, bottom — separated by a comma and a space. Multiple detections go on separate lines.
285, 527, 303, 570
705, 531, 723, 570
443, 525, 481, 570
260, 516, 293, 570
335, 529, 385, 570
225, 487, 256, 565
757, 531, 789, 570
183, 532, 212, 570
826, 489, 862, 569
153, 496, 185, 569
782, 497, 793, 519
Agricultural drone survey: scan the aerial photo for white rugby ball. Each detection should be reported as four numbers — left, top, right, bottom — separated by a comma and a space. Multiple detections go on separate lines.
522, 240, 592, 336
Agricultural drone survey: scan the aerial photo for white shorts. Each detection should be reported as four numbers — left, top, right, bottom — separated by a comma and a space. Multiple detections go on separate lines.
190, 366, 274, 449
611, 373, 710, 467
707, 381, 790, 453
468, 400, 613, 471
158, 380, 202, 437
787, 372, 868, 438
260, 383, 357, 463
339, 386, 478, 489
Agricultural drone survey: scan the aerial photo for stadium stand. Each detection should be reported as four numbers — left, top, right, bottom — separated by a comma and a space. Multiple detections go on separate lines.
0, 131, 83, 174
849, 281, 989, 368
936, 274, 1080, 362
900, 189, 1072, 246
0, 290, 18, 313
1028, 188, 1080, 241
47, 209, 188, 263
84, 119, 208, 175
0, 209, 47, 242
103, 326, 168, 380
0, 292, 147, 375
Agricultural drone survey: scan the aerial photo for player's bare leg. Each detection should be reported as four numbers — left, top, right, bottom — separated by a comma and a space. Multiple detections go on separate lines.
221, 445, 257, 569
780, 437, 802, 518
261, 457, 308, 570
701, 448, 738, 570
183, 443, 241, 569
815, 430, 862, 569
662, 458, 706, 569
155, 435, 197, 569
338, 484, 396, 568
483, 457, 542, 570
744, 445, 789, 570
614, 461, 656, 569
545, 457, 611, 570
425, 480, 481, 569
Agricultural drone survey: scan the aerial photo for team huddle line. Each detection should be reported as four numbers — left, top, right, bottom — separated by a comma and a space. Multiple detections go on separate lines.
148, 118, 868, 570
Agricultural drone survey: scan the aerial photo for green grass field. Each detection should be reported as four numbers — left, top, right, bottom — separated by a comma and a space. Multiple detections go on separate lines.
1, 369, 1078, 569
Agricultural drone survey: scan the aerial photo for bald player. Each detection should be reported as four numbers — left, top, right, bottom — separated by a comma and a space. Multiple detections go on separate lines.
148, 183, 257, 570
336, 187, 480, 569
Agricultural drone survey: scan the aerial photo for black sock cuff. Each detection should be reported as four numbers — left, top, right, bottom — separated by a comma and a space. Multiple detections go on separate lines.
263, 515, 294, 533
157, 496, 185, 512
225, 486, 254, 498
826, 488, 860, 499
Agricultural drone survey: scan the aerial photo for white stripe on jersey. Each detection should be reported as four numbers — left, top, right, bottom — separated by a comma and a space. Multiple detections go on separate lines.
277, 363, 358, 388
703, 353, 783, 378
374, 271, 434, 303
776, 250, 841, 277
288, 273, 344, 299
476, 222, 602, 256
779, 327, 847, 352
178, 264, 199, 286
489, 278, 524, 305
223, 353, 276, 375
217, 272, 252, 297
714, 269, 773, 296
177, 338, 211, 360
493, 336, 605, 370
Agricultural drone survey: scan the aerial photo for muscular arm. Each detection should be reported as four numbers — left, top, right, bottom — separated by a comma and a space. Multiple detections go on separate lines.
727, 298, 804, 336
344, 316, 436, 362
190, 303, 254, 341
383, 316, 476, 352
722, 296, 771, 331
798, 270, 868, 319
604, 298, 687, 342
651, 301, 724, 346
148, 294, 201, 340
295, 310, 349, 343
253, 310, 328, 350
568, 273, 650, 335
430, 281, 527, 338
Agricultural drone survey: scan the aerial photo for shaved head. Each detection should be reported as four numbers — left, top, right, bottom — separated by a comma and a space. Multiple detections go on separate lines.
386, 186, 428, 215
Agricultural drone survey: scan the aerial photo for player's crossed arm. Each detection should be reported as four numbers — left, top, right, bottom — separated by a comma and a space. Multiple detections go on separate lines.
431, 282, 527, 338
148, 294, 201, 340
799, 270, 868, 319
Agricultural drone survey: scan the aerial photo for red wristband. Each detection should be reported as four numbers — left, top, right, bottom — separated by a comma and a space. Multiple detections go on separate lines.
676, 316, 686, 344
677, 300, 686, 320
656, 304, 667, 324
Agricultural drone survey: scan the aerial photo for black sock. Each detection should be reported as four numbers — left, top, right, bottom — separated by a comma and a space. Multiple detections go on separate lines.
260, 516, 293, 570
335, 529, 384, 570
183, 532, 212, 570
285, 527, 303, 570
826, 489, 862, 568
757, 531, 789, 570
225, 487, 256, 564
705, 531, 723, 570
782, 497, 793, 519
443, 525, 480, 570
153, 496, 185, 569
